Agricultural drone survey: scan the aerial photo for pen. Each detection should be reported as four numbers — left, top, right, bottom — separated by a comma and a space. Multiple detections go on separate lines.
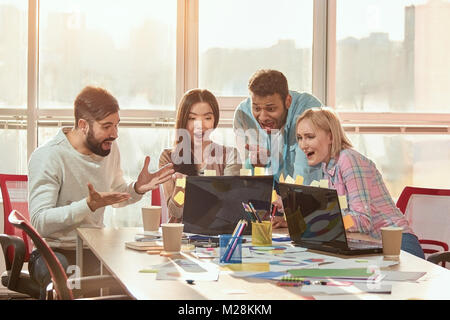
249, 202, 262, 223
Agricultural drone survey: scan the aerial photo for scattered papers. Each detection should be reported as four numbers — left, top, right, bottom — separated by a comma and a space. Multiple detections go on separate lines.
125, 241, 162, 251
204, 169, 217, 176
155, 259, 219, 281
380, 271, 426, 282
279, 173, 285, 183
300, 283, 392, 295
240, 168, 252, 176
220, 263, 270, 272
287, 268, 384, 282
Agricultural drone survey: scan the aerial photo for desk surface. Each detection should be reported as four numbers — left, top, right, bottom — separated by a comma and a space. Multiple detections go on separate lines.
77, 227, 450, 300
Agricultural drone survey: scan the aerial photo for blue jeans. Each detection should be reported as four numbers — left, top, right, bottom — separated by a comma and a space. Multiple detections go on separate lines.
401, 233, 425, 259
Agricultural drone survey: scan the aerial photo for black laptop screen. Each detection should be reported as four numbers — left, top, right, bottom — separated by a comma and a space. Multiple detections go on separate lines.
182, 176, 274, 235
278, 183, 347, 247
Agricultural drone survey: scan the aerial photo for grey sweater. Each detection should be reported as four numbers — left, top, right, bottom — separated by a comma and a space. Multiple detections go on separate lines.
28, 128, 142, 248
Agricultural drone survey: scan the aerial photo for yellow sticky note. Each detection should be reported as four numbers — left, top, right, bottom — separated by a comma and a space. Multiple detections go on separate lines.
279, 173, 285, 183
173, 190, 185, 206
342, 215, 355, 230
310, 180, 320, 187
295, 175, 304, 185
271, 190, 278, 203
204, 169, 216, 176
254, 167, 266, 176
240, 168, 252, 176
338, 195, 348, 210
285, 175, 295, 184
319, 179, 329, 188
175, 178, 186, 188
220, 263, 270, 272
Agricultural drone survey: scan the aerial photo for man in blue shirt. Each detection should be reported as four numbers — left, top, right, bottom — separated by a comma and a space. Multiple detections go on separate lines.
233, 69, 323, 184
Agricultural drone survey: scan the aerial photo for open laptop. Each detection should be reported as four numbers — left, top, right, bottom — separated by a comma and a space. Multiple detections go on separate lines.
278, 182, 382, 255
182, 176, 274, 236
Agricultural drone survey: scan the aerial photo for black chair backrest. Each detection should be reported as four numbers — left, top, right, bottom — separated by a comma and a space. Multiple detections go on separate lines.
8, 210, 74, 300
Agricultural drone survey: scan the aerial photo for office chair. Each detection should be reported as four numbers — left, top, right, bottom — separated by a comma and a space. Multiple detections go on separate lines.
0, 174, 40, 298
8, 210, 130, 300
427, 251, 450, 268
397, 186, 450, 267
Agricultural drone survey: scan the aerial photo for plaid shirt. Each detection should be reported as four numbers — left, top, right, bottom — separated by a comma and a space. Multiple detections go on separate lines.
322, 148, 413, 239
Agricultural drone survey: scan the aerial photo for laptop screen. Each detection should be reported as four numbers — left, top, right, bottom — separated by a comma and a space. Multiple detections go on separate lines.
278, 183, 347, 247
183, 176, 274, 235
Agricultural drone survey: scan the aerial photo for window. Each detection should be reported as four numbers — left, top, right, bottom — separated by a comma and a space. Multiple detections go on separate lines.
335, 0, 450, 112
39, 0, 177, 110
0, 0, 27, 109
198, 0, 314, 97
348, 133, 450, 198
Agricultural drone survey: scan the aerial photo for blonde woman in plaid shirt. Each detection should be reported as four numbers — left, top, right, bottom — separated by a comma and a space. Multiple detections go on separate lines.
273, 107, 424, 259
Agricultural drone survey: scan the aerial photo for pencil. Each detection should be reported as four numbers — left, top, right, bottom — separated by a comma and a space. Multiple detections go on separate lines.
249, 202, 262, 223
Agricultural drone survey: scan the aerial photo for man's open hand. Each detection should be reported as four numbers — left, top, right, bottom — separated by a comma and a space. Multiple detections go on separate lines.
134, 156, 175, 194
86, 183, 131, 212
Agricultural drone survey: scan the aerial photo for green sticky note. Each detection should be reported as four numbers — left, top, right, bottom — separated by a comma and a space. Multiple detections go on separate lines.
287, 268, 374, 278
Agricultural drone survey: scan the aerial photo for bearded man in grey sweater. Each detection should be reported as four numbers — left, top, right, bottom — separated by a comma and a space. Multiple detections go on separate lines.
27, 86, 174, 298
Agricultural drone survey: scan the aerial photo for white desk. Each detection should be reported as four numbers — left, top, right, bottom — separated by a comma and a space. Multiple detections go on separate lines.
76, 227, 450, 300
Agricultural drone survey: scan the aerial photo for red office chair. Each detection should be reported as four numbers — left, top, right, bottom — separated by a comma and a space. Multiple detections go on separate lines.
0, 174, 40, 298
397, 186, 450, 267
8, 210, 130, 300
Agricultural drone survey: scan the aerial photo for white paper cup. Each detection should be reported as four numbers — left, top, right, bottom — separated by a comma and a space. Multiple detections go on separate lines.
161, 223, 184, 253
142, 206, 161, 232
381, 226, 403, 260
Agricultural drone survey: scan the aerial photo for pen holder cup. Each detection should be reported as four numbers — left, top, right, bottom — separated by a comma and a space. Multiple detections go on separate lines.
219, 234, 243, 264
251, 221, 272, 246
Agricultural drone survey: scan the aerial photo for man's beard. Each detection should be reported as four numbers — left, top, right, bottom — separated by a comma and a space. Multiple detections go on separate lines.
85, 129, 114, 157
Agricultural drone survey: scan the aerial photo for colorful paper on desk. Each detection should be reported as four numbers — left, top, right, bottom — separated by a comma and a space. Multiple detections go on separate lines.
287, 268, 377, 280
173, 190, 185, 205
295, 175, 304, 185
155, 259, 219, 281
300, 284, 392, 295
380, 271, 426, 282
204, 169, 216, 176
254, 167, 266, 176
240, 168, 252, 176
176, 178, 186, 188
279, 173, 285, 183
220, 262, 270, 272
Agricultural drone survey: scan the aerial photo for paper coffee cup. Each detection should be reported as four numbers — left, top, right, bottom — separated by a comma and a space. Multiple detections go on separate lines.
161, 223, 184, 253
142, 206, 161, 232
380, 226, 403, 260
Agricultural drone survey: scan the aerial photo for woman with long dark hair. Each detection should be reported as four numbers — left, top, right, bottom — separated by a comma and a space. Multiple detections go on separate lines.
158, 89, 241, 221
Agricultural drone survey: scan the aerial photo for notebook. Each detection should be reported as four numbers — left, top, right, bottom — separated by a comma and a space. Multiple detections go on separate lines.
182, 176, 274, 236
278, 183, 382, 255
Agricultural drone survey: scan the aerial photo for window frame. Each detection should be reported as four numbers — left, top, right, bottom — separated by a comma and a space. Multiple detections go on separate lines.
0, 0, 448, 163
